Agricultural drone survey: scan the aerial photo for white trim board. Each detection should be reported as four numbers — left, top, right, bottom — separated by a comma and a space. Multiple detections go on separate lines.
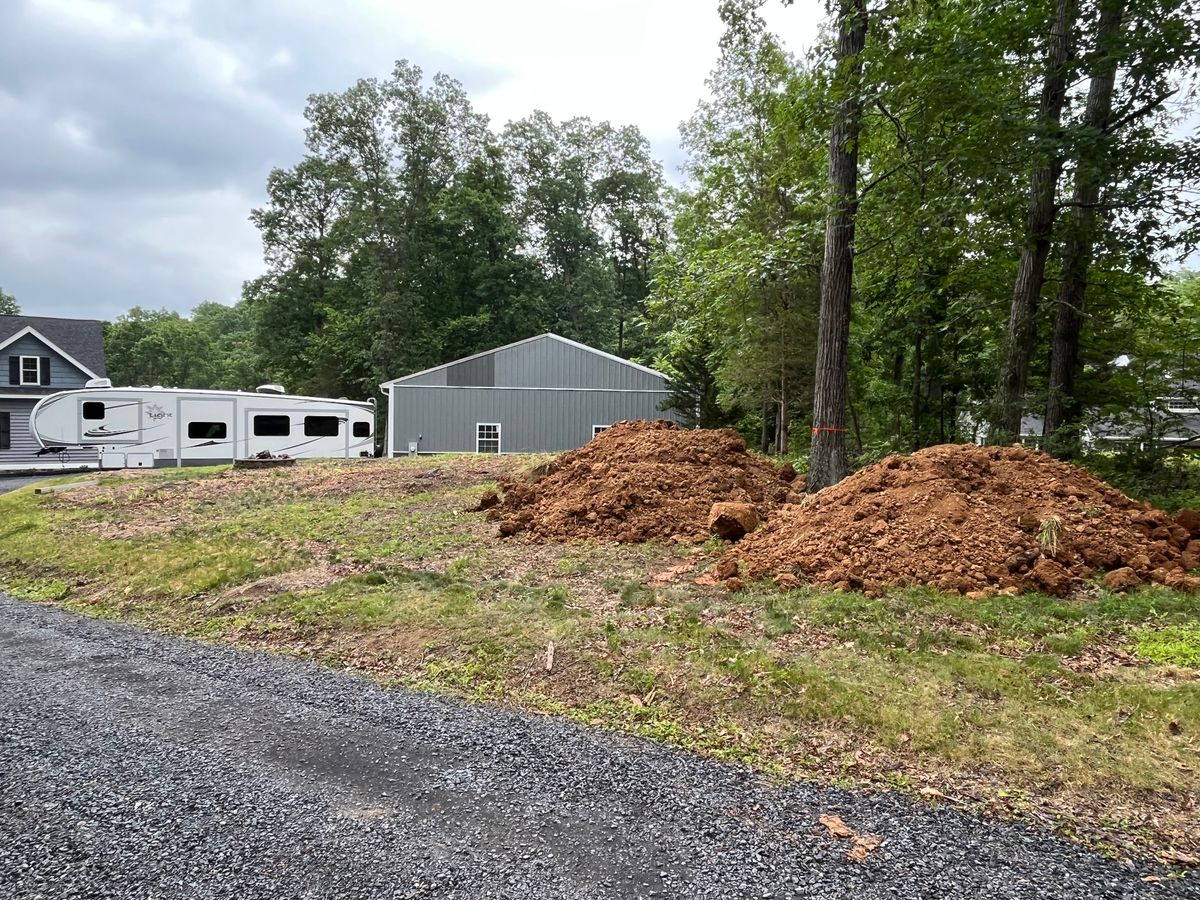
0, 326, 99, 380
379, 332, 666, 388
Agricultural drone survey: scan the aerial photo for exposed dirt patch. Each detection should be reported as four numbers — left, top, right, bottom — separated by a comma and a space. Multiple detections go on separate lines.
491, 421, 798, 543
730, 444, 1200, 597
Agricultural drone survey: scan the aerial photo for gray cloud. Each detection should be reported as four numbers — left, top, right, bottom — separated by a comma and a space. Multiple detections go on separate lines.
0, 0, 509, 320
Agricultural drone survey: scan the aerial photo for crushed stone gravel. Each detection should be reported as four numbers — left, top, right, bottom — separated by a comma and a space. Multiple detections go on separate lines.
0, 594, 1194, 899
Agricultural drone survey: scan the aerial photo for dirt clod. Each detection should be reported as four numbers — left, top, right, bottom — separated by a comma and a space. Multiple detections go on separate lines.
708, 502, 759, 541
729, 444, 1199, 597
1102, 567, 1142, 593
492, 421, 791, 543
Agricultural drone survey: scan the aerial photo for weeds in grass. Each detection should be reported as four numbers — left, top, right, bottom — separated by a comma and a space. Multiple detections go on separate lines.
1130, 623, 1200, 667
1038, 515, 1064, 556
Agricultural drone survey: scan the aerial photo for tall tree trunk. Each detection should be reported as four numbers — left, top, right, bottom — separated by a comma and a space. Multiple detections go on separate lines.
809, 0, 868, 490
1044, 0, 1126, 457
777, 367, 789, 455
988, 0, 1075, 444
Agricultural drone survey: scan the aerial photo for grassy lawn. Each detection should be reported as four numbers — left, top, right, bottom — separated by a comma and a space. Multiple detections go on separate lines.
1, 457, 1197, 865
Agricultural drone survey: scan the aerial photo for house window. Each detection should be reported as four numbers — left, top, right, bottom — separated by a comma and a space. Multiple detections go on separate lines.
353, 421, 371, 438
1165, 397, 1199, 414
188, 422, 227, 440
253, 415, 290, 437
592, 425, 610, 437
0, 412, 9, 451
476, 423, 501, 454
82, 401, 105, 420
304, 415, 340, 437
20, 356, 40, 385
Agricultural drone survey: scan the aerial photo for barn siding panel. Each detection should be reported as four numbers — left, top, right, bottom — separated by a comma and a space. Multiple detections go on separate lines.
391, 387, 676, 454
493, 337, 664, 390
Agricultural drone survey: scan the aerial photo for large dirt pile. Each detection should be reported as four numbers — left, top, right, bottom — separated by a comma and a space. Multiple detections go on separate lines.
729, 443, 1200, 597
491, 420, 798, 543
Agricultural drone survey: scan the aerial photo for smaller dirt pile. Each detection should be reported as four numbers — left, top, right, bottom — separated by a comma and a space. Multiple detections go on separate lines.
490, 420, 798, 543
729, 444, 1200, 597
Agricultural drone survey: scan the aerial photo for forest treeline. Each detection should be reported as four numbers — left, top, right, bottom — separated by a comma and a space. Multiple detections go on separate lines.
94, 0, 1200, 480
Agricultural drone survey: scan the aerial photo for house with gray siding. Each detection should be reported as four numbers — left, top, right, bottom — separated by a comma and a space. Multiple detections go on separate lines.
381, 333, 679, 455
1, 315, 107, 469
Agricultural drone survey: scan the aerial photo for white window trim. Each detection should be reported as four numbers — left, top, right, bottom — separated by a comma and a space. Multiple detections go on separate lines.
19, 355, 41, 385
592, 424, 610, 436
476, 422, 501, 454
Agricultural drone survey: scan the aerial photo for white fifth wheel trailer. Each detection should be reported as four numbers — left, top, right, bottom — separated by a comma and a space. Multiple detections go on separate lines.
30, 382, 376, 469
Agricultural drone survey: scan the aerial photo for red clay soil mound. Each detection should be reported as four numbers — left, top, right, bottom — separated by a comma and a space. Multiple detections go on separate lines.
729, 443, 1200, 597
491, 420, 798, 543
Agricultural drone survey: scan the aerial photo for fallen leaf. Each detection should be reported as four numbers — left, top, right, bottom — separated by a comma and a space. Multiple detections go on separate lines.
1159, 849, 1200, 867
819, 814, 855, 839
848, 834, 881, 862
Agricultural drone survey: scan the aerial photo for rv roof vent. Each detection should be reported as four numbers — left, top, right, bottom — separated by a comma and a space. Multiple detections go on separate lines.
85, 378, 113, 388
256, 384, 287, 395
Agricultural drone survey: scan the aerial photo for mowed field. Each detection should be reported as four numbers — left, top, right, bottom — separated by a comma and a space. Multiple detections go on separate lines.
1, 456, 1197, 866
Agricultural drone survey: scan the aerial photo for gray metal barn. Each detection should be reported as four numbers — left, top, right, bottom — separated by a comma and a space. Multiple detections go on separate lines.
381, 333, 679, 455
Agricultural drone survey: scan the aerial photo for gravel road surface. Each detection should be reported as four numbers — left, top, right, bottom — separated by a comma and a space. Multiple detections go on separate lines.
0, 475, 55, 494
1, 595, 1193, 899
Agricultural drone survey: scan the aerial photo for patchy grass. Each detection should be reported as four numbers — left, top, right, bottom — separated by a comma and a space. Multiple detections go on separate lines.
0, 459, 1198, 864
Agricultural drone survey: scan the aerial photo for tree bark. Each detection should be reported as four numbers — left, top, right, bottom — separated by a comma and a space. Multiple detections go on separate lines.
809, 0, 867, 490
1043, 0, 1126, 457
988, 0, 1075, 445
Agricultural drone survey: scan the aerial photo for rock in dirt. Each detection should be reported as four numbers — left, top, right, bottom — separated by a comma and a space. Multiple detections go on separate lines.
774, 572, 802, 590
1103, 567, 1143, 592
708, 502, 759, 541
1175, 508, 1200, 538
490, 421, 790, 543
728, 444, 1200, 597
472, 490, 501, 512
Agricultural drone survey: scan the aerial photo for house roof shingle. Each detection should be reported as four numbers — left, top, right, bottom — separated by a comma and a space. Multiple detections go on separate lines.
0, 315, 107, 377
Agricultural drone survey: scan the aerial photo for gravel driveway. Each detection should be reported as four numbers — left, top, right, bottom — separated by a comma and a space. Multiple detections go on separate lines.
0, 595, 1193, 899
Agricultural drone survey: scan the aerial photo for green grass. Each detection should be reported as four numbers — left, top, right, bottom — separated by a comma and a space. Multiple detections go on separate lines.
1131, 623, 1200, 667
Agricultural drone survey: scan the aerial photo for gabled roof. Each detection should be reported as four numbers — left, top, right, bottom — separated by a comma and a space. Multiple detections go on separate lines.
379, 332, 664, 388
0, 315, 106, 377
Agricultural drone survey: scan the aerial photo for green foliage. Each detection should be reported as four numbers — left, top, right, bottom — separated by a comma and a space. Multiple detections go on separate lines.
0, 286, 18, 316
1130, 624, 1200, 667
241, 61, 665, 399
104, 303, 264, 390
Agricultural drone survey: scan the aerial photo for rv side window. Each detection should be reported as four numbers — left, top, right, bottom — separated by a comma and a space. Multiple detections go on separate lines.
188, 422, 227, 440
82, 402, 105, 420
253, 415, 290, 437
353, 421, 371, 438
304, 416, 340, 437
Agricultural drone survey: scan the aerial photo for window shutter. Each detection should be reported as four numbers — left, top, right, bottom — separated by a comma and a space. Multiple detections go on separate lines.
39, 356, 51, 385
8, 356, 17, 386
0, 412, 9, 451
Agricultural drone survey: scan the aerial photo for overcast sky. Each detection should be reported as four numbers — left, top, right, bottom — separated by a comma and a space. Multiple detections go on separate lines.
0, 0, 821, 321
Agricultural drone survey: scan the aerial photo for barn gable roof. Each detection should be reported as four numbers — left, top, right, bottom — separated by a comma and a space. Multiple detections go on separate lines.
380, 333, 665, 389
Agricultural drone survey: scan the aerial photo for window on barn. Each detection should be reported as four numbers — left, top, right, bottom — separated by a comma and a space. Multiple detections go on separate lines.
353, 421, 371, 438
188, 422, 227, 440
253, 415, 290, 437
20, 356, 41, 385
592, 425, 610, 437
304, 416, 340, 437
476, 423, 501, 454
0, 412, 9, 450
1164, 396, 1199, 415
82, 401, 105, 420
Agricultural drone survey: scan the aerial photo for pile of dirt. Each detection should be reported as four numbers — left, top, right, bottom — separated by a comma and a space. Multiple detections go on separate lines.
728, 443, 1200, 597
490, 420, 799, 543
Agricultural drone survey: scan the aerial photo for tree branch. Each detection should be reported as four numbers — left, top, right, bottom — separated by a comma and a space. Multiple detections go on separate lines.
1105, 89, 1177, 134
